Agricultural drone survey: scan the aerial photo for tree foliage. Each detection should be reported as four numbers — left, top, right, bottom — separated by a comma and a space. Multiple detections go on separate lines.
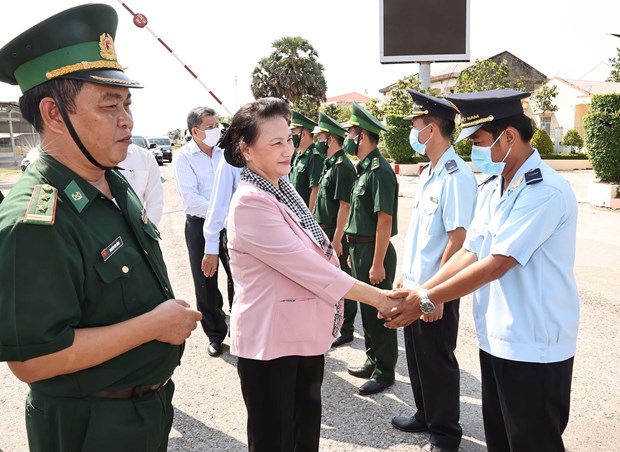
560, 129, 584, 153
383, 114, 417, 164
251, 36, 327, 114
584, 94, 620, 182
381, 75, 422, 117
167, 128, 183, 143
531, 129, 554, 155
607, 48, 620, 83
455, 59, 524, 93
531, 85, 559, 115
293, 94, 320, 119
321, 103, 351, 124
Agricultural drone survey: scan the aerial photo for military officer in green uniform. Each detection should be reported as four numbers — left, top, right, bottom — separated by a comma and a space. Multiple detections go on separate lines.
0, 5, 202, 451
289, 111, 323, 210
343, 102, 399, 395
311, 112, 357, 347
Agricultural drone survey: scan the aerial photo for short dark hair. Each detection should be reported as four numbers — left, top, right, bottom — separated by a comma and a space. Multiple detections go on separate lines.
329, 134, 344, 146
225, 97, 291, 167
480, 113, 534, 142
187, 106, 217, 132
19, 78, 84, 133
422, 116, 455, 139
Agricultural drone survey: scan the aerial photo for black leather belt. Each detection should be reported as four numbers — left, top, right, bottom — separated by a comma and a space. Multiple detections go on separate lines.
346, 234, 375, 244
319, 223, 335, 231
93, 377, 171, 399
186, 215, 205, 221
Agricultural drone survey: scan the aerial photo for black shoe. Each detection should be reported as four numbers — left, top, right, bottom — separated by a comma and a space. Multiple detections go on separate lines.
358, 378, 394, 395
391, 416, 429, 433
207, 341, 223, 357
332, 334, 354, 348
347, 365, 374, 379
421, 442, 459, 452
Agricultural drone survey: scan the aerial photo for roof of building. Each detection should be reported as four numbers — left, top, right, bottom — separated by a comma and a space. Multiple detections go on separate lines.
555, 77, 620, 96
324, 92, 369, 104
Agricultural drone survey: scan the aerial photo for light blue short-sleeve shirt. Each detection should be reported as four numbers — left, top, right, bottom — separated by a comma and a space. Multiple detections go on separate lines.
464, 150, 579, 363
402, 147, 477, 288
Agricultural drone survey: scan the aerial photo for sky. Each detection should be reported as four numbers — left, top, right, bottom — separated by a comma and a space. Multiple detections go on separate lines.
1, 0, 619, 136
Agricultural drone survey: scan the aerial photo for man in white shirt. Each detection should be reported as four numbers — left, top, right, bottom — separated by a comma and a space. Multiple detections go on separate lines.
172, 107, 228, 357
118, 143, 164, 226
201, 157, 241, 311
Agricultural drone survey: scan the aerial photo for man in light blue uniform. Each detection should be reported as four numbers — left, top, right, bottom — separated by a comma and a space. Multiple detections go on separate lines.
391, 90, 477, 452
384, 90, 579, 452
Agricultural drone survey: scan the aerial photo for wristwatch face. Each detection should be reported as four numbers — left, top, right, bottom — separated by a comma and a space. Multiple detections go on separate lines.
421, 300, 435, 314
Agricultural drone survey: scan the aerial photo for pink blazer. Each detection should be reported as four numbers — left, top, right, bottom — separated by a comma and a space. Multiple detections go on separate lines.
227, 181, 356, 360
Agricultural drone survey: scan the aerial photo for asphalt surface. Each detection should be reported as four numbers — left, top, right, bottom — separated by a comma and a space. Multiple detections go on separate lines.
0, 166, 618, 451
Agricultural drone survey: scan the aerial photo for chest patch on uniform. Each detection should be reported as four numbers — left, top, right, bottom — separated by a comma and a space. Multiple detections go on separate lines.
23, 184, 58, 226
64, 180, 89, 213
371, 157, 380, 170
524, 168, 543, 185
445, 159, 458, 174
101, 236, 124, 261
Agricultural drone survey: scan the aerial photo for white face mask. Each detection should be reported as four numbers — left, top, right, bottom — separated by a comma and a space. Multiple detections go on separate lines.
201, 128, 220, 147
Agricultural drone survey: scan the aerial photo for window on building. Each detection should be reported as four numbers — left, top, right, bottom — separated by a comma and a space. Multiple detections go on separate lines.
540, 117, 551, 135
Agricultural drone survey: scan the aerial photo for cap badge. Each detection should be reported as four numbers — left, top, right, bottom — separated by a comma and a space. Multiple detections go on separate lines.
99, 33, 117, 61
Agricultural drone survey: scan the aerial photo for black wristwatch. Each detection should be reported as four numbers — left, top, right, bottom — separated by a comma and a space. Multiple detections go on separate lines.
419, 288, 436, 314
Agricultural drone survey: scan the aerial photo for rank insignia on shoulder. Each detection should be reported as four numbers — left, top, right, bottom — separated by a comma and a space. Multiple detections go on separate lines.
336, 156, 344, 164
312, 148, 321, 155
524, 168, 543, 185
478, 175, 498, 188
23, 184, 58, 226
445, 159, 458, 174
371, 157, 380, 170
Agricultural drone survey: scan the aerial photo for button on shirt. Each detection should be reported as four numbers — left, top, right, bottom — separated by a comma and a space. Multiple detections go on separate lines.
401, 147, 477, 288
464, 149, 579, 363
203, 157, 241, 254
172, 140, 223, 218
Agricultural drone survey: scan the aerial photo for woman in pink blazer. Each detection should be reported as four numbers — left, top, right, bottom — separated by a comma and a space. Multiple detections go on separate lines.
220, 97, 404, 452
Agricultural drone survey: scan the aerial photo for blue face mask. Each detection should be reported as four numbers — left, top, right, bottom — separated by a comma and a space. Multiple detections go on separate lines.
471, 130, 511, 176
408, 124, 432, 155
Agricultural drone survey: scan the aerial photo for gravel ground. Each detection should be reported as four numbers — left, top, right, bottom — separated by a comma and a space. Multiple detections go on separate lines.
0, 167, 619, 451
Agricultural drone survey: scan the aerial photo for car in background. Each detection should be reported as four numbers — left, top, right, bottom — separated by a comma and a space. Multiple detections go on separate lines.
131, 135, 163, 166
149, 136, 173, 162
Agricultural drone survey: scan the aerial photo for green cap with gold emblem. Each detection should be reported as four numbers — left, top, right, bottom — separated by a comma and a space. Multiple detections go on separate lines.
346, 102, 388, 135
289, 111, 318, 131
0, 3, 141, 93
312, 112, 346, 138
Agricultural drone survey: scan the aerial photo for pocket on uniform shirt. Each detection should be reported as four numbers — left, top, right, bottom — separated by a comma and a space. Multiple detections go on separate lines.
95, 246, 143, 284
274, 298, 318, 343
418, 199, 439, 234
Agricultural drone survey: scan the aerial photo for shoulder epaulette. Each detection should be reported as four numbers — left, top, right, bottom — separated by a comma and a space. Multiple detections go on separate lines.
371, 157, 381, 170
312, 148, 321, 155
336, 156, 344, 165
478, 175, 497, 188
524, 168, 543, 185
445, 159, 458, 174
23, 184, 58, 226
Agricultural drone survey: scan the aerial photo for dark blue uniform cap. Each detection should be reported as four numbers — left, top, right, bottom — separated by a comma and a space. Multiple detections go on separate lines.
444, 89, 530, 142
405, 89, 458, 122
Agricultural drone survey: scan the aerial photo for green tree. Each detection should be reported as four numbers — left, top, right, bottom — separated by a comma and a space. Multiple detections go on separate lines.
455, 59, 523, 93
560, 129, 584, 153
531, 85, 559, 116
321, 103, 351, 123
382, 75, 422, 117
584, 94, 620, 182
607, 48, 620, 82
292, 94, 320, 120
531, 129, 554, 155
251, 36, 327, 112
167, 128, 183, 143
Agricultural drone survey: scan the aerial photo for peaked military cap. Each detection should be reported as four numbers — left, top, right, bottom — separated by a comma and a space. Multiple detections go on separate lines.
405, 89, 458, 121
346, 102, 388, 135
289, 111, 318, 131
0, 4, 141, 93
444, 89, 530, 142
312, 112, 346, 138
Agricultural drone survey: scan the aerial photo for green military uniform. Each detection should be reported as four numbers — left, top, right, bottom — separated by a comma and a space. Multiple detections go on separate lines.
312, 113, 357, 338
0, 5, 179, 451
289, 111, 323, 206
344, 103, 399, 384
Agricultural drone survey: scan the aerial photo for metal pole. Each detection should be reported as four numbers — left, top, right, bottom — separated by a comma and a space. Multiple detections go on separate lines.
419, 62, 432, 91
8, 106, 16, 162
116, 1, 233, 116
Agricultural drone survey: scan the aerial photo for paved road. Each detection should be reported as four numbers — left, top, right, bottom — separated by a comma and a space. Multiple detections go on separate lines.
0, 166, 618, 451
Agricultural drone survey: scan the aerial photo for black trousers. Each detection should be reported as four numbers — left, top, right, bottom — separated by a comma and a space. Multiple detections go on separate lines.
184, 216, 227, 343
237, 355, 325, 452
479, 349, 574, 452
218, 228, 235, 310
404, 298, 462, 449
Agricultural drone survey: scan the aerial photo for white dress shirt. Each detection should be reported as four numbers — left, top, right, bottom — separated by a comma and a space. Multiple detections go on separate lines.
203, 157, 241, 254
118, 144, 164, 226
172, 139, 223, 218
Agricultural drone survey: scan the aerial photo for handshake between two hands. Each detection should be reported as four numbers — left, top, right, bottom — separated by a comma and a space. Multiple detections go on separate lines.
375, 288, 444, 329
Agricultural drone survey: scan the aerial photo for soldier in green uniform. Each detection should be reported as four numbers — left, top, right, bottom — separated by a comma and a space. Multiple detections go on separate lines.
312, 112, 357, 347
289, 111, 323, 210
0, 5, 202, 451
343, 102, 399, 395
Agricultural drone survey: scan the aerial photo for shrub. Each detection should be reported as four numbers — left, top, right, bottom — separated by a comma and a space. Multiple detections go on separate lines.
452, 126, 472, 158
560, 129, 584, 153
531, 129, 554, 155
383, 114, 417, 163
584, 94, 620, 183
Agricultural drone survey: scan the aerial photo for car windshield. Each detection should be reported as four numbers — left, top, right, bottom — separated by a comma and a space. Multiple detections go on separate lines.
131, 136, 148, 148
150, 138, 170, 145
